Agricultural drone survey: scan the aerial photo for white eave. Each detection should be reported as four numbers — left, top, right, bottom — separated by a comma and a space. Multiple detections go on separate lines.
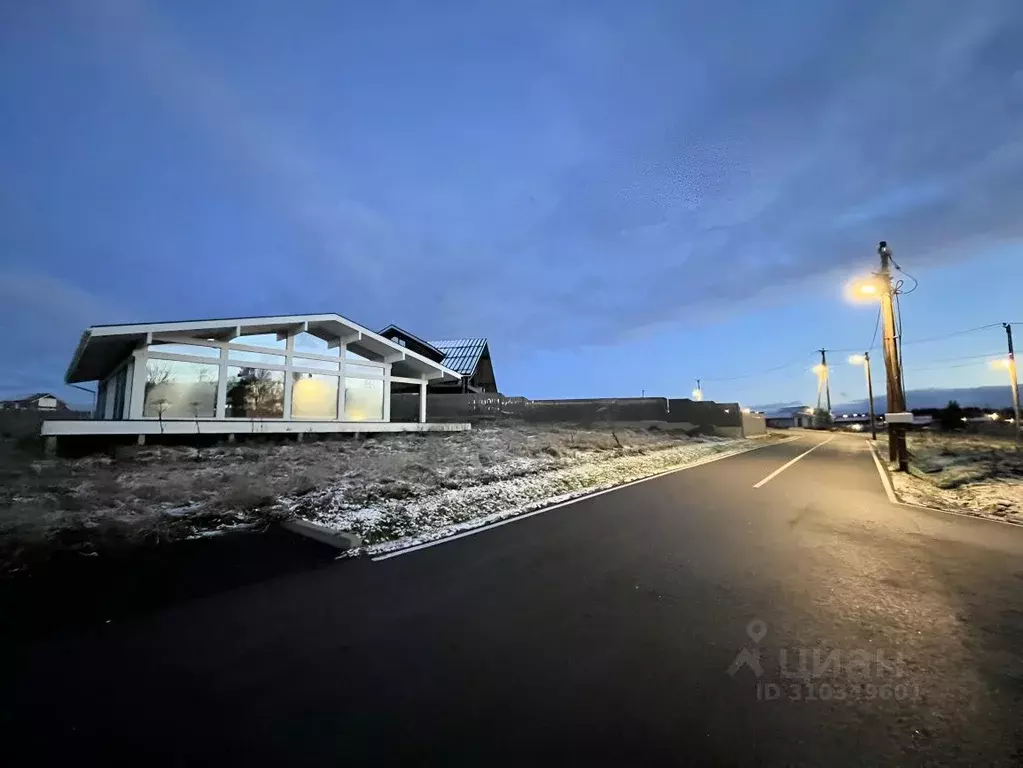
65, 313, 462, 384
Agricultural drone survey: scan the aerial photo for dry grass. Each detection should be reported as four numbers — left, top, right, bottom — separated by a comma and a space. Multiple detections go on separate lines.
0, 423, 698, 572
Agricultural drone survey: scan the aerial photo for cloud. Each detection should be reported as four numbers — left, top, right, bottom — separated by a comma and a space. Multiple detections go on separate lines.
57, 0, 1023, 355
475, 0, 1023, 346
0, 269, 126, 397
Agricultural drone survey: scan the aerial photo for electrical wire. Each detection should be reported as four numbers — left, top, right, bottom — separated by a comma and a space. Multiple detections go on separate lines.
868, 306, 881, 351
701, 353, 815, 383
889, 256, 919, 294
900, 323, 1003, 346
894, 290, 905, 393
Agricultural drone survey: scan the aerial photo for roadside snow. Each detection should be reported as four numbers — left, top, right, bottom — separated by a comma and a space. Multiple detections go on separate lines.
890, 434, 1023, 522
285, 436, 756, 552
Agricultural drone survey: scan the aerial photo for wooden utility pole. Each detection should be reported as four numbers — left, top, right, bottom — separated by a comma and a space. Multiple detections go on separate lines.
878, 241, 908, 470
864, 351, 877, 441
1004, 323, 1022, 443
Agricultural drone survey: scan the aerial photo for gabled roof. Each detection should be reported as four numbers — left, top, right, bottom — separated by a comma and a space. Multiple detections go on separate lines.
2, 392, 61, 405
66, 314, 462, 384
377, 325, 446, 362
428, 338, 489, 376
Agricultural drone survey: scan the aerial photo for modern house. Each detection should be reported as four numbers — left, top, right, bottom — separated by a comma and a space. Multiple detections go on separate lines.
44, 314, 468, 445
1, 392, 71, 411
378, 326, 498, 394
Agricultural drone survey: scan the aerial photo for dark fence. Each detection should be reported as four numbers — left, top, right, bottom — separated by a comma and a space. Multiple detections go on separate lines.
390, 393, 751, 434
0, 410, 91, 440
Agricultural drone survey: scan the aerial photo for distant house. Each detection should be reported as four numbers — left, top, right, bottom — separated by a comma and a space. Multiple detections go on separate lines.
0, 392, 70, 411
379, 326, 498, 394
764, 405, 814, 429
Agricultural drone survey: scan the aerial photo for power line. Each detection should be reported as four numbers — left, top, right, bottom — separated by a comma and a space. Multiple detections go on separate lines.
868, 306, 881, 351
700, 353, 815, 383
900, 323, 1003, 346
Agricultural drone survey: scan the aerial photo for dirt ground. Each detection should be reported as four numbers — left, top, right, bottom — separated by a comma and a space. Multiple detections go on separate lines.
891, 432, 1023, 521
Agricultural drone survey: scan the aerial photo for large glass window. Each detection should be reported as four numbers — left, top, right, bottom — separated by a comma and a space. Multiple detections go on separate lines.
144, 359, 218, 418
291, 372, 338, 419
233, 332, 286, 350
150, 342, 220, 359
294, 332, 338, 356
229, 349, 285, 366
294, 357, 340, 371
226, 367, 285, 418
346, 363, 383, 377
345, 377, 384, 421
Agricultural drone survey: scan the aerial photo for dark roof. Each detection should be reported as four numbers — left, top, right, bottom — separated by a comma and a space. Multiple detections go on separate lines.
377, 325, 446, 360
3, 392, 59, 404
428, 338, 488, 376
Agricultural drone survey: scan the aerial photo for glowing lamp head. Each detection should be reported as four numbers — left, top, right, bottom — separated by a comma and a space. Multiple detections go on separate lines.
848, 354, 866, 365
991, 358, 1012, 370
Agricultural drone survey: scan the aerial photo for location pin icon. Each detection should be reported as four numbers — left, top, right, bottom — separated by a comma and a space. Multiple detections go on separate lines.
747, 619, 768, 644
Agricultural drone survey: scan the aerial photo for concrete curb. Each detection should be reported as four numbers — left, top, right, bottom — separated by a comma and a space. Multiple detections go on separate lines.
866, 440, 1023, 528
281, 519, 363, 551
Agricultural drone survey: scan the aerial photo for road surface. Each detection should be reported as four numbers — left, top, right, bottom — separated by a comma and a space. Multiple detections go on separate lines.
4, 432, 1023, 765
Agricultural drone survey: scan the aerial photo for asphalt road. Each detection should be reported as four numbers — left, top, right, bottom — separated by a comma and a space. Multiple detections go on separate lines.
5, 433, 1023, 765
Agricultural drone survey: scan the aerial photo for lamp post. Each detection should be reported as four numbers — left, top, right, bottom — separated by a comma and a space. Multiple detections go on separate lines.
991, 355, 1022, 443
848, 353, 877, 440
692, 379, 703, 402
847, 242, 908, 470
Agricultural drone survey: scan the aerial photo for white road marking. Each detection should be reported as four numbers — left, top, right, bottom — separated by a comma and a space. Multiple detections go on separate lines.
372, 436, 802, 561
867, 440, 899, 504
752, 435, 836, 488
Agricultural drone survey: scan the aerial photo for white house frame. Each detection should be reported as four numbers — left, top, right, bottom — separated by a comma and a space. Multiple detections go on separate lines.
45, 314, 467, 442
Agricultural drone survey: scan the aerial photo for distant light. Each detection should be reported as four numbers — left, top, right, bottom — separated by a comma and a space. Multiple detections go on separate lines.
961, 417, 968, 422
991, 358, 1012, 370
724, 408, 731, 414
812, 364, 827, 375
692, 388, 703, 401
848, 355, 865, 365
851, 423, 863, 431
741, 407, 751, 414
988, 413, 1000, 420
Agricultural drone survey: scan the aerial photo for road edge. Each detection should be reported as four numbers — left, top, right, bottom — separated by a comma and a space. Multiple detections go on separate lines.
866, 439, 1023, 528
372, 435, 803, 561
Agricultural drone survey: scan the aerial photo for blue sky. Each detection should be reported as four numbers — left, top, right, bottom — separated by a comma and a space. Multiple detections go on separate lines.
2, 0, 1023, 407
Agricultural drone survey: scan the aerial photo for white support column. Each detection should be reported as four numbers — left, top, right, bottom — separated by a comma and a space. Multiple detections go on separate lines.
215, 346, 228, 418
283, 330, 296, 418
419, 380, 427, 424
383, 364, 392, 423
338, 344, 348, 420
128, 348, 148, 419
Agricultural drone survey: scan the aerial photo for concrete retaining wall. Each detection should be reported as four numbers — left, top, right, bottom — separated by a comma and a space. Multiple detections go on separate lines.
391, 393, 750, 435
742, 411, 767, 437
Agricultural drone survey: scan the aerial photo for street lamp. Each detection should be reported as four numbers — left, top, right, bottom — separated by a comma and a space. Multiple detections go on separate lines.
845, 275, 884, 303
848, 353, 877, 440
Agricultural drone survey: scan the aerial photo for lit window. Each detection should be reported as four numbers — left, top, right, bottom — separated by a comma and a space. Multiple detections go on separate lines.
344, 377, 383, 421
291, 373, 338, 419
